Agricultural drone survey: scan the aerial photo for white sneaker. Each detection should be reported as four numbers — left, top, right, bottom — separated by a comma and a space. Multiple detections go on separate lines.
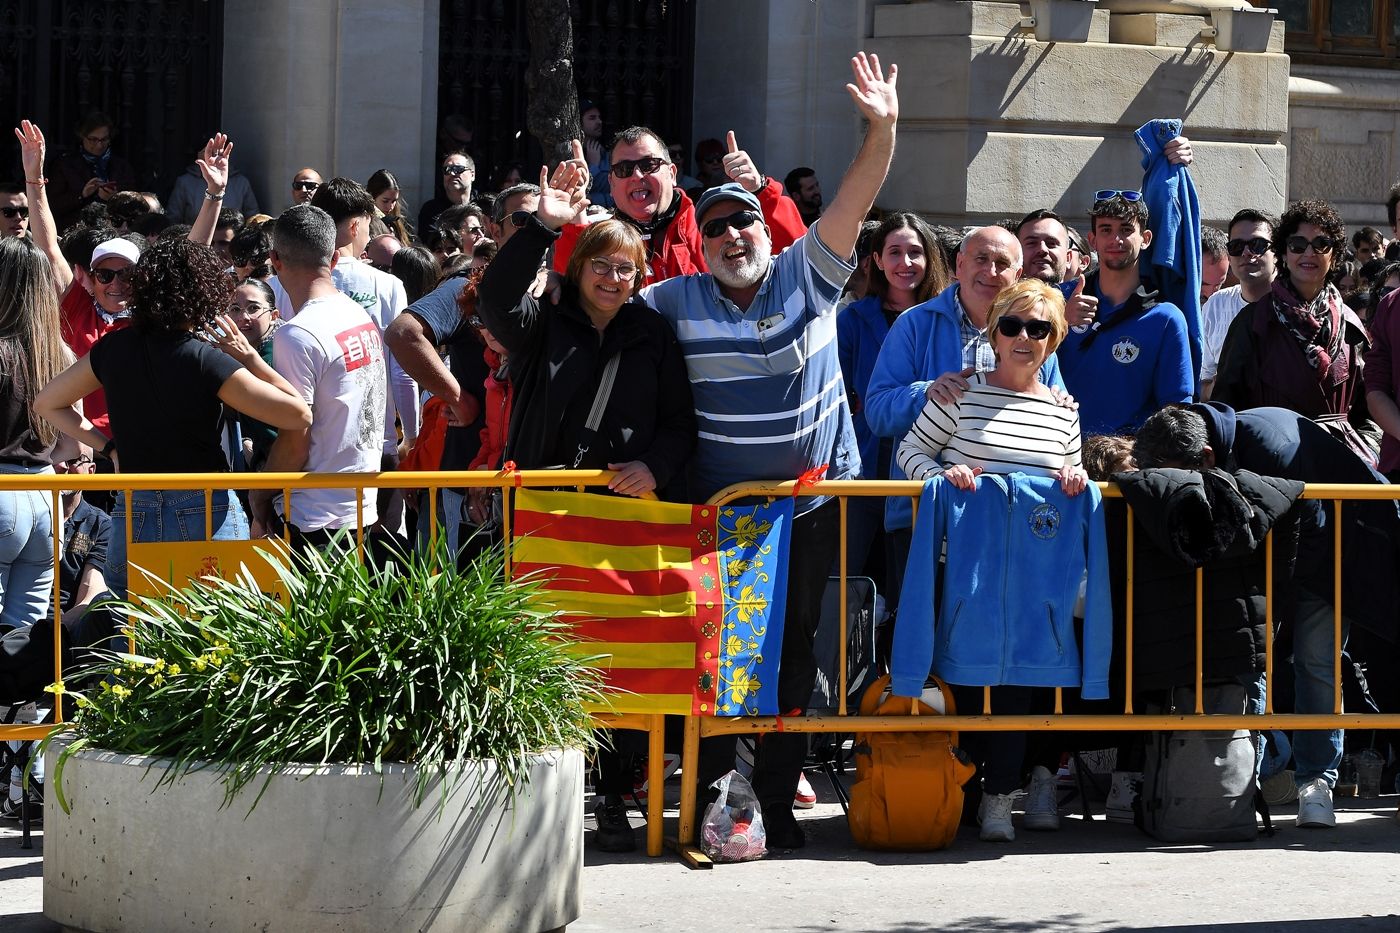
977, 791, 1018, 842
1105, 770, 1141, 824
1023, 765, 1060, 831
1296, 778, 1336, 828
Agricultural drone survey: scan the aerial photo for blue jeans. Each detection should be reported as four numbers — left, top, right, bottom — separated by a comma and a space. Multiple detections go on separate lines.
0, 464, 55, 631
106, 488, 249, 598
1291, 592, 1349, 788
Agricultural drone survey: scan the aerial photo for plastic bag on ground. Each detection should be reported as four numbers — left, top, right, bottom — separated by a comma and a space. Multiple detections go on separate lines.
700, 769, 767, 862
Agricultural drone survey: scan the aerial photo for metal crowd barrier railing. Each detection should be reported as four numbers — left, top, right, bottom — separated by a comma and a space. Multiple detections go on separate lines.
2, 473, 1398, 863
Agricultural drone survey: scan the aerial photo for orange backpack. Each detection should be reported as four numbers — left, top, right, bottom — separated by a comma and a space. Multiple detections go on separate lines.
847, 674, 976, 851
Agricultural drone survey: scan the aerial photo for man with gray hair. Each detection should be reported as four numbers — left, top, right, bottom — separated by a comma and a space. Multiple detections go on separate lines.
250, 204, 386, 547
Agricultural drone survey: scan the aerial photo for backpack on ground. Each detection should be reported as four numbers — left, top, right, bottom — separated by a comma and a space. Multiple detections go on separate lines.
848, 674, 975, 850
1136, 681, 1264, 843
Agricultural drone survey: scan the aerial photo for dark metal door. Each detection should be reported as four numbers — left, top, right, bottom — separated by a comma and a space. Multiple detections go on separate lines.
437, 0, 695, 191
0, 0, 224, 205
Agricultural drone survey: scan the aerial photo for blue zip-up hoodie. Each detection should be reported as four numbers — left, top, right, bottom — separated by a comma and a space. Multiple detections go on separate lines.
864, 283, 1066, 531
837, 295, 893, 477
1137, 118, 1203, 384
891, 473, 1113, 700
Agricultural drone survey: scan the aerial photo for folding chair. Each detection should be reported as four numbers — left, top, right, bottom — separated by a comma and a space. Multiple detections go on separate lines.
806, 575, 878, 811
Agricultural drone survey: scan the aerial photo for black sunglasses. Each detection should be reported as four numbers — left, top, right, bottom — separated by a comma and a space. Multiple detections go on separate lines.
506, 210, 531, 229
701, 209, 761, 240
1093, 189, 1142, 203
1, 206, 28, 219
1286, 235, 1334, 255
93, 267, 133, 285
995, 316, 1054, 340
443, 164, 471, 177
610, 157, 668, 179
292, 180, 319, 192
1227, 237, 1271, 257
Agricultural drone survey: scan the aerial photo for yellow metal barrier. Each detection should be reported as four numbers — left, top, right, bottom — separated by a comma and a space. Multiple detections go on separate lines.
4, 472, 1399, 863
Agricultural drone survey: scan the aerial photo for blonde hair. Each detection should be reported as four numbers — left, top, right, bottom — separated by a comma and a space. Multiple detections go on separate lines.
985, 278, 1068, 357
0, 239, 69, 446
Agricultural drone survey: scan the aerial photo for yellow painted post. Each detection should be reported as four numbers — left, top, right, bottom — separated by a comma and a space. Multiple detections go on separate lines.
646, 713, 664, 857
678, 713, 701, 845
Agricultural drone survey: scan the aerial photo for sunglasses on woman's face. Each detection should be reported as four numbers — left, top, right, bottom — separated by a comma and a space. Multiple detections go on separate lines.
1286, 236, 1333, 255
995, 316, 1053, 340
93, 267, 133, 285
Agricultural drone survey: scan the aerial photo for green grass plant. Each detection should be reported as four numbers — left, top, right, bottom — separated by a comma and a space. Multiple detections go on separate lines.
46, 535, 602, 812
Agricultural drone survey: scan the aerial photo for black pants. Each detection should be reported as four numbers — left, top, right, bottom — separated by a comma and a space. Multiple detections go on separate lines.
698, 499, 840, 814
949, 684, 1039, 796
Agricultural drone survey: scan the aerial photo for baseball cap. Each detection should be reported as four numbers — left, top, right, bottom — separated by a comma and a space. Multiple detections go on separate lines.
90, 237, 142, 267
694, 183, 762, 220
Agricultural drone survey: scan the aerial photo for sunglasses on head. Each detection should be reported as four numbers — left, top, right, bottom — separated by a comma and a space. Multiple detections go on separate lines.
292, 180, 319, 192
1286, 235, 1334, 255
1, 206, 28, 219
93, 267, 133, 285
1093, 189, 1143, 204
1227, 236, 1271, 257
443, 164, 471, 177
610, 156, 668, 179
701, 209, 761, 240
995, 316, 1054, 340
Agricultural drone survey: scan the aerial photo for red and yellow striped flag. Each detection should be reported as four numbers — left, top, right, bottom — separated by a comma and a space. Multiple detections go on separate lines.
513, 489, 793, 716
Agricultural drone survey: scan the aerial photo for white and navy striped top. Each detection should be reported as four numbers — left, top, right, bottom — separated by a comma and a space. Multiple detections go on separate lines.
896, 373, 1082, 482
642, 223, 859, 510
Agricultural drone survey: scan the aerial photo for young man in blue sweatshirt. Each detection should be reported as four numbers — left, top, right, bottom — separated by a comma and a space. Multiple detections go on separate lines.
1057, 192, 1193, 435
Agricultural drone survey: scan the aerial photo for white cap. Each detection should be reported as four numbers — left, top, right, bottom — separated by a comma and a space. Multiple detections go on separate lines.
90, 237, 141, 267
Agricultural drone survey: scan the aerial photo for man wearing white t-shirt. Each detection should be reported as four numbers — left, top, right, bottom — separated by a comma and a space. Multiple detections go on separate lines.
251, 205, 386, 542
1201, 209, 1277, 397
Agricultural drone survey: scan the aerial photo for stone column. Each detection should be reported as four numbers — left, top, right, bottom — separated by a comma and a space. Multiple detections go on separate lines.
220, 0, 439, 217
864, 0, 1289, 229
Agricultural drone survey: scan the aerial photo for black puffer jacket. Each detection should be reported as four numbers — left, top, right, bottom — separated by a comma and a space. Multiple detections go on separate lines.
476, 215, 696, 500
1108, 468, 1304, 692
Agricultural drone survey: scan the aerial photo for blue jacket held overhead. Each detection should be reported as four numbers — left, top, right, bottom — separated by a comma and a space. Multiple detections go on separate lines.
891, 473, 1113, 700
1137, 117, 1203, 383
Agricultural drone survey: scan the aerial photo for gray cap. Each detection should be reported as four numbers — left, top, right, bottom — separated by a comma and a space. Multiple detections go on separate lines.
694, 182, 762, 220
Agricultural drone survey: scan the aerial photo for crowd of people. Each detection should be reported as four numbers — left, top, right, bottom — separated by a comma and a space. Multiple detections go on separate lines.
2, 51, 1397, 854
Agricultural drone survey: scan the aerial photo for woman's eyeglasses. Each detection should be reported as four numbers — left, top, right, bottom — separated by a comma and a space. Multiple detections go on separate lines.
1286, 235, 1334, 255
995, 316, 1054, 340
231, 303, 271, 318
93, 267, 133, 285
589, 258, 639, 280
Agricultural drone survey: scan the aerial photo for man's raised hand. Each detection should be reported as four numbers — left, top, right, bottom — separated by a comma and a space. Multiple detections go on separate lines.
721, 130, 764, 194
845, 52, 898, 127
534, 144, 590, 231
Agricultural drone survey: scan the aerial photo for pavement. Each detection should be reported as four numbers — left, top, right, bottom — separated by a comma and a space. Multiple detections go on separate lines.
4, 775, 1398, 933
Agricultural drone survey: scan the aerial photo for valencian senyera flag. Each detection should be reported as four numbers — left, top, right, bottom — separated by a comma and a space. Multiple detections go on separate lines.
512, 490, 793, 716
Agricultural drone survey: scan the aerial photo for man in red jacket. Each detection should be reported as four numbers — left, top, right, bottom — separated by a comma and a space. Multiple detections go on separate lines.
552, 127, 806, 286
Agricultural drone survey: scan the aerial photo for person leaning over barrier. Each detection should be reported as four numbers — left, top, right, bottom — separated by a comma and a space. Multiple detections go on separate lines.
1133, 402, 1400, 830
639, 52, 898, 850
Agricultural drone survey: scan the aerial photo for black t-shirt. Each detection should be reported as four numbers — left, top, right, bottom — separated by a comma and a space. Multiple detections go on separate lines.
89, 327, 243, 473
0, 349, 56, 467
59, 498, 111, 610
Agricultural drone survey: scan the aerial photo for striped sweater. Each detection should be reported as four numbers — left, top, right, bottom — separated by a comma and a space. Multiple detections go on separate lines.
896, 373, 1082, 482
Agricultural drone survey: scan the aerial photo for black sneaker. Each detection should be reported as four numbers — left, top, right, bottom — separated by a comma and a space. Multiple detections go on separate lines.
763, 806, 805, 850
0, 792, 42, 825
593, 796, 636, 853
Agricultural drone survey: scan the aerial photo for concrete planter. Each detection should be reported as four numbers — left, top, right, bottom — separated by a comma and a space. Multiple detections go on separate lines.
43, 741, 583, 933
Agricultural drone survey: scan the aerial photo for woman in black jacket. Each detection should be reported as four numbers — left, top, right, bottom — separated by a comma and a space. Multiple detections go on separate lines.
475, 161, 695, 501
475, 159, 697, 855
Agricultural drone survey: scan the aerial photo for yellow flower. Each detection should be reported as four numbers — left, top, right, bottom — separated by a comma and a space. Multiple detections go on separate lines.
100, 681, 111, 692
192, 657, 208, 672
110, 684, 131, 698
228, 672, 241, 684
167, 664, 182, 677
152, 659, 166, 672
151, 674, 164, 686
75, 696, 89, 709
42, 681, 66, 696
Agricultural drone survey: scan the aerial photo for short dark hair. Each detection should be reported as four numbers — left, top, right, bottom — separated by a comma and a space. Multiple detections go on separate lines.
784, 167, 815, 195
1090, 194, 1150, 230
1133, 405, 1210, 469
231, 223, 273, 278
441, 150, 475, 173
1227, 208, 1276, 238
0, 182, 23, 197
1273, 198, 1346, 283
76, 111, 115, 139
610, 126, 669, 160
60, 225, 118, 270
438, 202, 486, 236
273, 204, 338, 270
492, 183, 541, 224
107, 190, 151, 229
1201, 225, 1229, 262
309, 177, 375, 226
1014, 208, 1066, 238
215, 208, 244, 233
1353, 226, 1385, 250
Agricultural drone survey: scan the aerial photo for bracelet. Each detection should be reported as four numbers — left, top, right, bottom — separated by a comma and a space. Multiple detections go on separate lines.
26, 177, 47, 187
204, 190, 225, 201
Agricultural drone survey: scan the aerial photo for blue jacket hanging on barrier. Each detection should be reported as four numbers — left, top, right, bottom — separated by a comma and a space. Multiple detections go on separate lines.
891, 473, 1113, 700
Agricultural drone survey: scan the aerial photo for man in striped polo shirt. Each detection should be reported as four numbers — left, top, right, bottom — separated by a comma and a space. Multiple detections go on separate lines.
641, 52, 899, 848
